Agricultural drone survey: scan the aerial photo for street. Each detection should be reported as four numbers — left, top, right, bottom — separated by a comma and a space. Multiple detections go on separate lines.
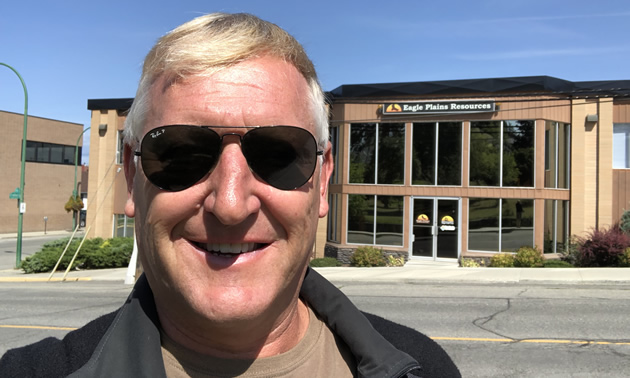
0, 280, 629, 377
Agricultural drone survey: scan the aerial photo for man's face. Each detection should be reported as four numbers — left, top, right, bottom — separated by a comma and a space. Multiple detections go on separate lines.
124, 56, 332, 333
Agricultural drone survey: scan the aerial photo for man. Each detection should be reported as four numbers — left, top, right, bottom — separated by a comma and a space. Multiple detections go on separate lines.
0, 13, 459, 377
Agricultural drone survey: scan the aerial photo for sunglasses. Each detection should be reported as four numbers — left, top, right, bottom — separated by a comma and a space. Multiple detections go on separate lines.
134, 125, 324, 191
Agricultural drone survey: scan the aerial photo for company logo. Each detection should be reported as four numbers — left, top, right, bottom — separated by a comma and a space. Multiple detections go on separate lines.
385, 103, 402, 113
416, 214, 430, 224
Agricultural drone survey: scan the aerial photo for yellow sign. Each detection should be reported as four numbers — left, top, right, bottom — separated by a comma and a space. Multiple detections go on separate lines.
416, 214, 430, 224
385, 103, 402, 113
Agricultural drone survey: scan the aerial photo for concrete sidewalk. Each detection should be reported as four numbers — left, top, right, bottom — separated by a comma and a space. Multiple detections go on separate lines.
0, 229, 80, 240
0, 260, 628, 285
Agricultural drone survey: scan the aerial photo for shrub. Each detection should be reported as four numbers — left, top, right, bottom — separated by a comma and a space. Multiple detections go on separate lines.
577, 225, 630, 267
489, 253, 515, 267
543, 259, 575, 268
514, 246, 543, 267
309, 257, 342, 267
560, 236, 582, 266
82, 237, 134, 269
386, 255, 405, 267
21, 237, 133, 273
351, 246, 386, 267
621, 209, 630, 235
619, 247, 630, 267
460, 258, 480, 268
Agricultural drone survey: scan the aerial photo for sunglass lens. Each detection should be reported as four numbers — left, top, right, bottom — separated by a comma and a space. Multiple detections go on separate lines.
243, 126, 318, 190
140, 126, 220, 191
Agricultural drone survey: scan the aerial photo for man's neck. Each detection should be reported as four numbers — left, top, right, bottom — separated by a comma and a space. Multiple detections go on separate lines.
157, 298, 311, 359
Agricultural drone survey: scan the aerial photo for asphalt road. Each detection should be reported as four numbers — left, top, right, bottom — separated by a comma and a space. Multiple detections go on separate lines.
1, 280, 629, 377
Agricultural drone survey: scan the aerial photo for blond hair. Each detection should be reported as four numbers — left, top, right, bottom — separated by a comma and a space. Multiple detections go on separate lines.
123, 13, 328, 147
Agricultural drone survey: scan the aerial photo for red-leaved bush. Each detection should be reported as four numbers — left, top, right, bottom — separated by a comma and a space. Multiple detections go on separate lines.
577, 225, 630, 267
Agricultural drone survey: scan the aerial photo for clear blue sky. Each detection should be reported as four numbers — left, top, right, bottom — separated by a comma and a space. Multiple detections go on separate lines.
2, 0, 629, 164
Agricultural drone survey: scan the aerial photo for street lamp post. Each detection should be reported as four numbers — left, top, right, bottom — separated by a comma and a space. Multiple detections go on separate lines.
1, 62, 28, 268
72, 127, 90, 229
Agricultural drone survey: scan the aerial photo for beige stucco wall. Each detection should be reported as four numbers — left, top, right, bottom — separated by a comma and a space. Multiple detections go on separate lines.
85, 110, 125, 239
0, 110, 83, 233
570, 98, 615, 237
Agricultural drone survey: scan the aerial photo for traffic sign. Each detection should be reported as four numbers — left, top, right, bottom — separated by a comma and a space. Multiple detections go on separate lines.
9, 187, 20, 199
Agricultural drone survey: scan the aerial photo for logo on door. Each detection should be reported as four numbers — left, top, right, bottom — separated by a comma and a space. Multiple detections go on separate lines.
440, 215, 456, 231
416, 214, 430, 224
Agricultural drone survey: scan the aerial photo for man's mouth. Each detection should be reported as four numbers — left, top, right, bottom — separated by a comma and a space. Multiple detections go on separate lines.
194, 242, 267, 257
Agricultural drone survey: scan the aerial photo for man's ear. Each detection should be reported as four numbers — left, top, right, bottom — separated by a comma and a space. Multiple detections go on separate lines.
318, 141, 334, 218
123, 143, 136, 218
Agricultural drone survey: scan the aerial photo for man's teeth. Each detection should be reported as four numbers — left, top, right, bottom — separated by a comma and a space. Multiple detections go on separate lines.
204, 242, 258, 254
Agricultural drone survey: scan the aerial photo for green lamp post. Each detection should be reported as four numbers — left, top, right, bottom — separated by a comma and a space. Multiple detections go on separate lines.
1, 62, 28, 268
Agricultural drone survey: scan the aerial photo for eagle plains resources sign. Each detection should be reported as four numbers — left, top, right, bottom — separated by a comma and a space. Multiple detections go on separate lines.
383, 100, 495, 115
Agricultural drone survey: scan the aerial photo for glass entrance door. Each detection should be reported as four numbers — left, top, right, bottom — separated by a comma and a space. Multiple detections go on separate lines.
412, 198, 459, 259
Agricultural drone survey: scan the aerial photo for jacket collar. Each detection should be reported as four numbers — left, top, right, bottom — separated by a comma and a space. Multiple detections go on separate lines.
71, 270, 419, 378
301, 268, 420, 378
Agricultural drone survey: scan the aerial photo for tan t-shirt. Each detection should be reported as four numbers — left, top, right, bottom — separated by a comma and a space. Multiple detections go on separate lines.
161, 307, 356, 377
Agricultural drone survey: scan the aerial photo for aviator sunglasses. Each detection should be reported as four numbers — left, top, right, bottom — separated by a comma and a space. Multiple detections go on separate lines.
135, 125, 324, 191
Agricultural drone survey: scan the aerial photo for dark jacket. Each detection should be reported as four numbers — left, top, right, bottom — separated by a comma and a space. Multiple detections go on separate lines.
0, 268, 460, 378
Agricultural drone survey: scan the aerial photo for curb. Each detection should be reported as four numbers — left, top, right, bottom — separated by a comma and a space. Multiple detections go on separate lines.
0, 277, 92, 283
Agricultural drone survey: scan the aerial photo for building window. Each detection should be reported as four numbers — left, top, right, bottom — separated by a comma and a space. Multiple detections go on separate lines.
544, 200, 570, 254
349, 123, 404, 185
468, 198, 500, 251
613, 123, 630, 169
501, 199, 534, 252
412, 122, 462, 186
329, 126, 340, 184
503, 121, 535, 187
545, 121, 571, 188
327, 193, 341, 243
117, 131, 125, 165
114, 214, 135, 237
468, 198, 534, 252
347, 194, 403, 246
25, 141, 79, 166
469, 120, 534, 187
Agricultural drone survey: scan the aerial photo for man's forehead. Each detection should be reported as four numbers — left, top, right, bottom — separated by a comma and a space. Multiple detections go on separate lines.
145, 56, 314, 130
155, 56, 307, 95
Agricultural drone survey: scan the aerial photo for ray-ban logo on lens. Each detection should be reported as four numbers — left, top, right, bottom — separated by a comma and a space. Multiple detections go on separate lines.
150, 129, 165, 138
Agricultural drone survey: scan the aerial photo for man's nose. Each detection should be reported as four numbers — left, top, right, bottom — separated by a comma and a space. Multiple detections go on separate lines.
203, 141, 261, 225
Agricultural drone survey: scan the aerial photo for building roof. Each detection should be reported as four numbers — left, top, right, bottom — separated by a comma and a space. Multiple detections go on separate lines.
329, 75, 630, 99
87, 98, 134, 111
87, 77, 630, 107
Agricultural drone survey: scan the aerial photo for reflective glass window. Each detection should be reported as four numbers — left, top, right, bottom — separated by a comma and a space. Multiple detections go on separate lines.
327, 193, 341, 243
437, 122, 462, 185
50, 145, 63, 164
468, 198, 500, 251
377, 124, 405, 184
347, 195, 375, 244
470, 121, 501, 186
613, 123, 630, 169
412, 123, 435, 185
501, 199, 534, 251
544, 200, 570, 254
24, 140, 77, 166
503, 120, 534, 187
375, 196, 404, 246
349, 124, 376, 184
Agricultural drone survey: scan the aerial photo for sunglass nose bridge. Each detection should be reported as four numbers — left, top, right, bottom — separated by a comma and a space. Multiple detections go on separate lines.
217, 132, 244, 146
